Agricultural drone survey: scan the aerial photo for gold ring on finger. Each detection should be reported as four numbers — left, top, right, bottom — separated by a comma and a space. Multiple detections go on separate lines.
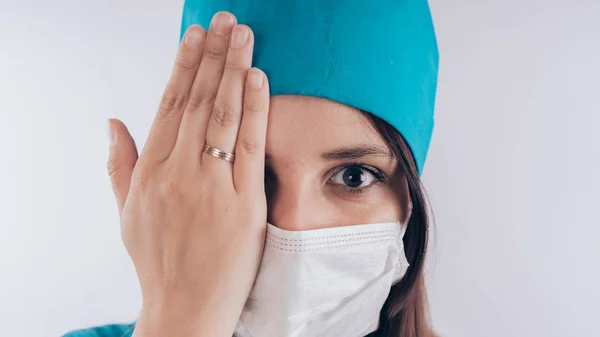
204, 143, 235, 163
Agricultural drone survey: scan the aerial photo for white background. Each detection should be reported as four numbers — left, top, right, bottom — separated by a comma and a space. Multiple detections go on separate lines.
1, 0, 599, 336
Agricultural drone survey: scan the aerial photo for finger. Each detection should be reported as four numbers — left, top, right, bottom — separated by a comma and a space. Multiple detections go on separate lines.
202, 24, 254, 174
139, 24, 206, 164
107, 118, 139, 216
233, 68, 269, 194
173, 12, 236, 163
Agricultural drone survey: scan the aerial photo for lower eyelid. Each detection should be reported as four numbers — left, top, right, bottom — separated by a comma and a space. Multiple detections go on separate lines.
338, 181, 380, 195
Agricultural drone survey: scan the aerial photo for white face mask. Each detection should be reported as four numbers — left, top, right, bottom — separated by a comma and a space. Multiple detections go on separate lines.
234, 218, 410, 337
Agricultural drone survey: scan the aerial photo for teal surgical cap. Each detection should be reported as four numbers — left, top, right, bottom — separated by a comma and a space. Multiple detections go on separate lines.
181, 0, 439, 173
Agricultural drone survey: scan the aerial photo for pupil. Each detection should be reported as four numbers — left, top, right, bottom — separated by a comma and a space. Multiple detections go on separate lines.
343, 167, 364, 188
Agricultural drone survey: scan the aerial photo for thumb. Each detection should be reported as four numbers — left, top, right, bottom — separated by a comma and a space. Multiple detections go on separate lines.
107, 118, 138, 216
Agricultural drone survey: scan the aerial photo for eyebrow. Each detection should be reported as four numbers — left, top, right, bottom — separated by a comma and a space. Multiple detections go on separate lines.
321, 144, 392, 161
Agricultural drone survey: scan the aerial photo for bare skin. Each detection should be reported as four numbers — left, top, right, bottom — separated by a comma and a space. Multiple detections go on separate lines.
106, 11, 410, 337
265, 95, 410, 231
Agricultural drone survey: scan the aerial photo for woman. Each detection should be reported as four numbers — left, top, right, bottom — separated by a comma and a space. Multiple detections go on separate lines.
65, 0, 439, 336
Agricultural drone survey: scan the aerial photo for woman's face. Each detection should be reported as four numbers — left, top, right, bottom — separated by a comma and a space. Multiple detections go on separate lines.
265, 95, 411, 231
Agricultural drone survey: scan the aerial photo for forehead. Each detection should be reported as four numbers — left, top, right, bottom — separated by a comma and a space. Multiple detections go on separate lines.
265, 95, 385, 158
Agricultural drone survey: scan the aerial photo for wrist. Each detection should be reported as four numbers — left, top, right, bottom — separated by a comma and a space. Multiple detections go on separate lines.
132, 297, 240, 337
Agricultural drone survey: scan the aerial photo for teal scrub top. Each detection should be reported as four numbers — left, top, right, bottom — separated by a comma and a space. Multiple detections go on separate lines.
62, 323, 135, 337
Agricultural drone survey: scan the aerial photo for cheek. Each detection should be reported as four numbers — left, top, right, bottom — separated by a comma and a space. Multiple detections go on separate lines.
266, 181, 405, 230
326, 185, 404, 226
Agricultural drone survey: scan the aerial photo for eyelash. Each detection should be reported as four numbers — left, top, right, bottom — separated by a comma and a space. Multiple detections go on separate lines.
330, 162, 387, 194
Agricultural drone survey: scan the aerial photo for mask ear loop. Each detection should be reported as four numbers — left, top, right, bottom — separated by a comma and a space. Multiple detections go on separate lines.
392, 201, 413, 284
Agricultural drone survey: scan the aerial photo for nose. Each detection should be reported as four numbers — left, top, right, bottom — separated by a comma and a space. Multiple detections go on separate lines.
267, 181, 335, 231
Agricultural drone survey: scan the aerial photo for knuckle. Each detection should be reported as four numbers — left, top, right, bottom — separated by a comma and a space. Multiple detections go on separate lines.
212, 103, 238, 127
188, 84, 217, 110
107, 156, 121, 177
176, 53, 198, 71
203, 92, 217, 107
244, 102, 265, 116
238, 138, 259, 155
158, 90, 187, 120
186, 94, 204, 111
225, 60, 249, 72
203, 45, 226, 61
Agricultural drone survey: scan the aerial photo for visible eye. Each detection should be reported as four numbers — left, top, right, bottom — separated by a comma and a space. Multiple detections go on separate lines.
329, 164, 385, 192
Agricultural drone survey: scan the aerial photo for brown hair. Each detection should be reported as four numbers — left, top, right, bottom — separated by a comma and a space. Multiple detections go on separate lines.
361, 111, 435, 337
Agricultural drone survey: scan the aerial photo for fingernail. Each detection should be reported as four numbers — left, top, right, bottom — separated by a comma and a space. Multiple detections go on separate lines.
211, 12, 234, 36
247, 68, 264, 91
184, 27, 205, 49
230, 25, 248, 49
106, 120, 115, 144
